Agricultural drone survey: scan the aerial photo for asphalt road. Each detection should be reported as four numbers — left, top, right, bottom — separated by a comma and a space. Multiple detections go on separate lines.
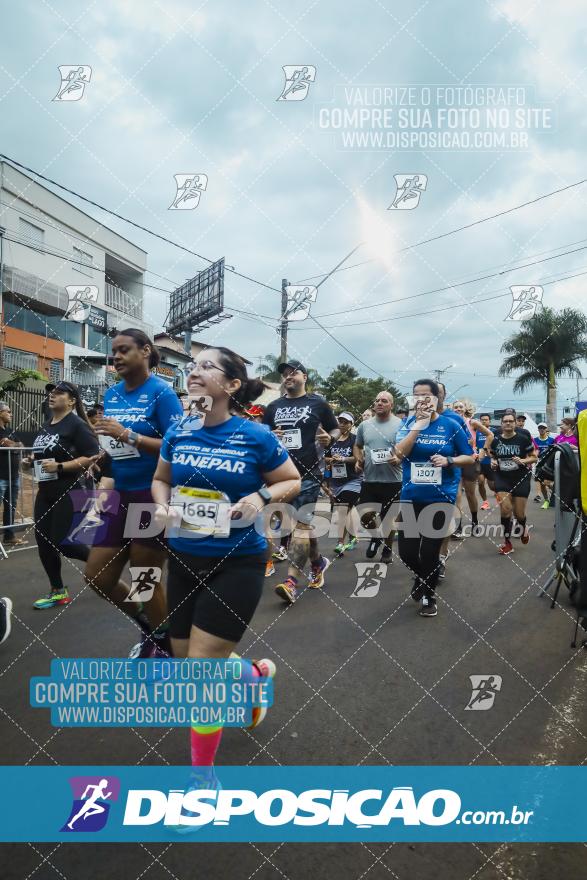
2, 498, 587, 879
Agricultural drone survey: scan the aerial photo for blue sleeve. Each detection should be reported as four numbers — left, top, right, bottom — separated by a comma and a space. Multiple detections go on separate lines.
155, 387, 184, 437
160, 425, 176, 463
259, 428, 289, 473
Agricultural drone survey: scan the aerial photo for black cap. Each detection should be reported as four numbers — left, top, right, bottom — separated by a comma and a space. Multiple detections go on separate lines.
52, 381, 80, 398
45, 383, 56, 392
516, 413, 526, 420
278, 361, 307, 376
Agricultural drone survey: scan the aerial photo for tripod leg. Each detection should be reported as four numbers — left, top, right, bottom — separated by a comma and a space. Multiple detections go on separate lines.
571, 614, 580, 648
551, 573, 563, 609
538, 570, 555, 598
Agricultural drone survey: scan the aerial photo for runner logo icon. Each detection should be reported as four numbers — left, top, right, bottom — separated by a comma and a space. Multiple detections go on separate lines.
388, 174, 428, 210
505, 285, 543, 321
350, 563, 387, 598
169, 174, 208, 210
277, 66, 316, 101
61, 776, 120, 832
53, 66, 92, 101
465, 675, 503, 710
126, 567, 162, 602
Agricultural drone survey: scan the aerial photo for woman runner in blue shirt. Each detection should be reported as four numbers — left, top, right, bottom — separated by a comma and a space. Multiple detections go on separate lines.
151, 346, 300, 793
395, 379, 474, 617
85, 329, 183, 657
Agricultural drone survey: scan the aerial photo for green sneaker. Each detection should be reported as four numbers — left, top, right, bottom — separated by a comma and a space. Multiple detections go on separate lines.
334, 542, 345, 557
541, 501, 550, 509
33, 588, 71, 610
344, 537, 358, 552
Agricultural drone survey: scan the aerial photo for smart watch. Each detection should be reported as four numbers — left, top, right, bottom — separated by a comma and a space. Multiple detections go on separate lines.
57, 463, 64, 477
446, 456, 454, 467
127, 430, 139, 447
257, 487, 272, 505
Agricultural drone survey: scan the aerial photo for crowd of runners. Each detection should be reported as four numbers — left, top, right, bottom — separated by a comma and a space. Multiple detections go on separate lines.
0, 328, 580, 798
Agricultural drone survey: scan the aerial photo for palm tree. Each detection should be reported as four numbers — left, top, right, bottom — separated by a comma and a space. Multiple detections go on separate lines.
499, 306, 587, 428
257, 353, 322, 391
257, 354, 281, 383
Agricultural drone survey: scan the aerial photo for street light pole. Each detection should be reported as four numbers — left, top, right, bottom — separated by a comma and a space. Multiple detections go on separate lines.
280, 277, 289, 363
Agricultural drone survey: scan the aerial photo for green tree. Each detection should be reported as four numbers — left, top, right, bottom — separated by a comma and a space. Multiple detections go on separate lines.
318, 364, 407, 416
318, 363, 359, 400
257, 353, 281, 383
257, 353, 322, 392
0, 369, 45, 396
499, 306, 587, 429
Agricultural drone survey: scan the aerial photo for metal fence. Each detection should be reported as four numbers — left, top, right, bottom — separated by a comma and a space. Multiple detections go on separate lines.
0, 388, 46, 446
0, 447, 38, 557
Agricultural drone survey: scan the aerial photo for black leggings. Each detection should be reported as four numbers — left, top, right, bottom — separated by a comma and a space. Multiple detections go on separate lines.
34, 487, 89, 591
397, 501, 449, 599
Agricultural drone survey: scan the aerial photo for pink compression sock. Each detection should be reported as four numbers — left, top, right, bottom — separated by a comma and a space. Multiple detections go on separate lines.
190, 725, 223, 767
189, 660, 261, 766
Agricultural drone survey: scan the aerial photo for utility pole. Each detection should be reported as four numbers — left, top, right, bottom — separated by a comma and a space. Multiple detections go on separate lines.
280, 277, 289, 363
183, 327, 191, 356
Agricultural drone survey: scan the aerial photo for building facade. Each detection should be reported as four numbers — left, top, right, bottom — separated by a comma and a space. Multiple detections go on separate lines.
0, 161, 152, 394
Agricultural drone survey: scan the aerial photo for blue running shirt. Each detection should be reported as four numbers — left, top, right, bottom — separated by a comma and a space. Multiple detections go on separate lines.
534, 435, 554, 456
161, 415, 289, 557
396, 413, 472, 503
103, 376, 183, 490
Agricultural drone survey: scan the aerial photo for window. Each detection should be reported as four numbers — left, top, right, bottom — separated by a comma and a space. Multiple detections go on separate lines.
18, 218, 45, 252
49, 360, 63, 382
73, 246, 94, 277
3, 299, 83, 346
1, 347, 38, 371
87, 323, 109, 354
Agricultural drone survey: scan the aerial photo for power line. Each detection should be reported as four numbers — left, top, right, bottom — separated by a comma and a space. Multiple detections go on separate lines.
2, 200, 186, 288
0, 154, 281, 294
290, 266, 587, 329
2, 234, 176, 295
293, 177, 587, 285
313, 243, 587, 318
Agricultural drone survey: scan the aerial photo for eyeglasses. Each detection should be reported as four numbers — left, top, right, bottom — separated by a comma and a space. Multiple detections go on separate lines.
184, 360, 227, 376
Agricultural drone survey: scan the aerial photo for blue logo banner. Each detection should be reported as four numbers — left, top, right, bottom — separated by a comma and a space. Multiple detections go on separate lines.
0, 766, 586, 842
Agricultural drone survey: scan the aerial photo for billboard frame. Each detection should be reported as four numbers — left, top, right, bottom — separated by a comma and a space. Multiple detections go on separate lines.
165, 258, 225, 337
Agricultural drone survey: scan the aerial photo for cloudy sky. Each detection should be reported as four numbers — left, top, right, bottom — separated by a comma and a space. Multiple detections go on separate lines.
1, 0, 586, 415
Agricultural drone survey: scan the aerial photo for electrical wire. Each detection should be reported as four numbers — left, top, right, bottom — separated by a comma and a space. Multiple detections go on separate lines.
0, 154, 281, 294
313, 243, 587, 318
294, 177, 587, 284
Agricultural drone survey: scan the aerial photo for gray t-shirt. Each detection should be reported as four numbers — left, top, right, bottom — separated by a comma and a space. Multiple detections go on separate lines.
355, 415, 402, 483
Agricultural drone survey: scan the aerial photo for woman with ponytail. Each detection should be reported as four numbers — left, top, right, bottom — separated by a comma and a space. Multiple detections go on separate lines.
26, 381, 101, 609
86, 328, 183, 657
151, 346, 300, 803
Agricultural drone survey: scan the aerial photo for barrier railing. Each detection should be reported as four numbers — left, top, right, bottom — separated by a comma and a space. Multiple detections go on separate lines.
0, 447, 39, 558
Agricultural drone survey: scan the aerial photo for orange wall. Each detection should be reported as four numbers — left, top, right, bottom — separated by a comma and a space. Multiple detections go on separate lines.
2, 326, 64, 363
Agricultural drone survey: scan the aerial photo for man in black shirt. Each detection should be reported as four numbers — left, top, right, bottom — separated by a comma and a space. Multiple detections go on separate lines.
0, 403, 24, 545
263, 361, 339, 603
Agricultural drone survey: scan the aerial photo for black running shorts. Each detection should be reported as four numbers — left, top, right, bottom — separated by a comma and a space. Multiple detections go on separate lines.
494, 472, 531, 498
358, 482, 402, 518
166, 551, 266, 642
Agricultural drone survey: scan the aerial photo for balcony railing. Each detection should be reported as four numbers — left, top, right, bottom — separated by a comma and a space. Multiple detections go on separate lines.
0, 346, 39, 371
105, 281, 143, 320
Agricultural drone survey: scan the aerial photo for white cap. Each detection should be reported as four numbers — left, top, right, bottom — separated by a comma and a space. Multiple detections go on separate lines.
338, 411, 354, 423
